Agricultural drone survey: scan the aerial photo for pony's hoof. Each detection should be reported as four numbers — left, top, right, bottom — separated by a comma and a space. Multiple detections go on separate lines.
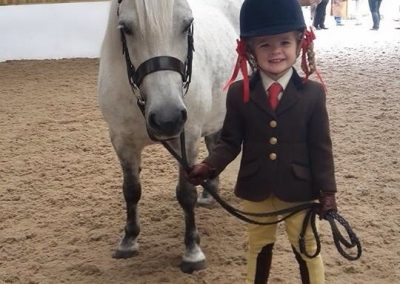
180, 259, 207, 274
197, 196, 216, 208
112, 249, 138, 259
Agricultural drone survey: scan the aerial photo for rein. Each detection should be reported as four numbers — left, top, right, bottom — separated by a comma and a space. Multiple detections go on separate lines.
161, 132, 362, 261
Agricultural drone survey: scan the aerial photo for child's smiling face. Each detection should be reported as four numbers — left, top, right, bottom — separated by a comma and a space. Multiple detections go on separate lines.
250, 31, 300, 80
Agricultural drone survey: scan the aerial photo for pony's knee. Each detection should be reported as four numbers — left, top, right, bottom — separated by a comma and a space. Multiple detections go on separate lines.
176, 183, 197, 209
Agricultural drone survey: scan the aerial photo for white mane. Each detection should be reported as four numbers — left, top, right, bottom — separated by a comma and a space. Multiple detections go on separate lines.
135, 0, 174, 41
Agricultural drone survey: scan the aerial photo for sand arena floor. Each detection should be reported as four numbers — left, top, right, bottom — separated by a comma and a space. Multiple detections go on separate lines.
1, 22, 400, 284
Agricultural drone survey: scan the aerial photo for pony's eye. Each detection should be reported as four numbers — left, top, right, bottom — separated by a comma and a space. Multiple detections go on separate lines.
183, 18, 194, 33
118, 22, 133, 35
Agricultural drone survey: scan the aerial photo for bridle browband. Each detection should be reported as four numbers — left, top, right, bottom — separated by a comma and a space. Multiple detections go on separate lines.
117, 0, 194, 110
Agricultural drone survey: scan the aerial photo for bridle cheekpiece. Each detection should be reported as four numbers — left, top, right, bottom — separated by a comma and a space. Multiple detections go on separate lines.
117, 0, 194, 111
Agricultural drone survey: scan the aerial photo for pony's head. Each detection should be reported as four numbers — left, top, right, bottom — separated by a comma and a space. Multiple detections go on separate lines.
117, 0, 194, 140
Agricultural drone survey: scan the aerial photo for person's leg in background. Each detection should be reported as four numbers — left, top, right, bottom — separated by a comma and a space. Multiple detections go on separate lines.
310, 4, 318, 22
313, 2, 322, 28
335, 16, 344, 25
369, 0, 380, 30
376, 0, 382, 26
315, 0, 330, 29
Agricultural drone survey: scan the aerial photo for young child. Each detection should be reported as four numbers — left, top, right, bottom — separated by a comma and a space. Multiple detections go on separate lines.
187, 0, 337, 283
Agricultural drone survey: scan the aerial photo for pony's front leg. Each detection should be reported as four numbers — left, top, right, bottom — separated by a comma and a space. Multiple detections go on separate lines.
176, 167, 206, 273
197, 131, 220, 206
111, 135, 142, 259
113, 159, 141, 258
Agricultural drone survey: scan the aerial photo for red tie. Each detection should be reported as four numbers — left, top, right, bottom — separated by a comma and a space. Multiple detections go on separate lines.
268, 82, 282, 111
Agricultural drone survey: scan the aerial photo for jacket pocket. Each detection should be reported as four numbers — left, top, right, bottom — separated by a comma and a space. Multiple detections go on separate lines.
292, 164, 311, 181
238, 160, 260, 180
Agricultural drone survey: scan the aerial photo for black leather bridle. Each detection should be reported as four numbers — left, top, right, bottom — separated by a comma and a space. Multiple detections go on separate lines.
117, 0, 194, 112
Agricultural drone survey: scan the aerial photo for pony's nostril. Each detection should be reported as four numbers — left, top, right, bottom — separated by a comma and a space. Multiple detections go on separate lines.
149, 112, 160, 129
181, 109, 187, 123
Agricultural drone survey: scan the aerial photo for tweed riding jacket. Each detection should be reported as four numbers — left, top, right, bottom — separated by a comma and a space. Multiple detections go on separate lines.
204, 69, 337, 202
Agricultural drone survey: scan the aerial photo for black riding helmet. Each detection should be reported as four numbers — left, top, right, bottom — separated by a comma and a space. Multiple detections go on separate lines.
225, 0, 312, 103
240, 0, 306, 38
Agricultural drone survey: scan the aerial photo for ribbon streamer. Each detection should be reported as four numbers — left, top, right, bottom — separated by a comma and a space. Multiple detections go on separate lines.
301, 28, 316, 80
223, 39, 250, 103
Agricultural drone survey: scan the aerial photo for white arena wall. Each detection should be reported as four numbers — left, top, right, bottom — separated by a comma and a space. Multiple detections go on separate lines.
0, 2, 110, 62
0, 0, 398, 62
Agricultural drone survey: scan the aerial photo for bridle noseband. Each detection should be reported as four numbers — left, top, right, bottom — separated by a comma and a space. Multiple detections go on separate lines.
117, 0, 194, 110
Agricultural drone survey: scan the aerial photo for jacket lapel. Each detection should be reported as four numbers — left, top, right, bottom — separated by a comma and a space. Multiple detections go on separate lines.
249, 70, 302, 116
275, 80, 300, 116
249, 78, 275, 117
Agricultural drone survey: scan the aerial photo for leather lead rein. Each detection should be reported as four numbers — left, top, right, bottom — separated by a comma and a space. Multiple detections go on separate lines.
163, 132, 362, 261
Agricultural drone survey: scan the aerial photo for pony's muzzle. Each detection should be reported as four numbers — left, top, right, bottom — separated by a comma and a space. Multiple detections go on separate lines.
148, 107, 187, 138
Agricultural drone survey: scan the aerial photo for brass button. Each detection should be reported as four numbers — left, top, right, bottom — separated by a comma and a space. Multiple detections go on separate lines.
269, 153, 277, 160
269, 120, 277, 128
269, 137, 278, 145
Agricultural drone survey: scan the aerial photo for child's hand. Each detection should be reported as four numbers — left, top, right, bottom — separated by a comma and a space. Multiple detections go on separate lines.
186, 163, 215, 185
318, 192, 337, 218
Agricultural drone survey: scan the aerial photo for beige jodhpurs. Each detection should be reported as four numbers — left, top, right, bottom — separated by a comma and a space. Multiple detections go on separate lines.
242, 196, 325, 284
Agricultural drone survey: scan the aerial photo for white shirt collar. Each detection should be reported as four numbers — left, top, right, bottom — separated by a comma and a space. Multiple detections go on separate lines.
260, 68, 293, 99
